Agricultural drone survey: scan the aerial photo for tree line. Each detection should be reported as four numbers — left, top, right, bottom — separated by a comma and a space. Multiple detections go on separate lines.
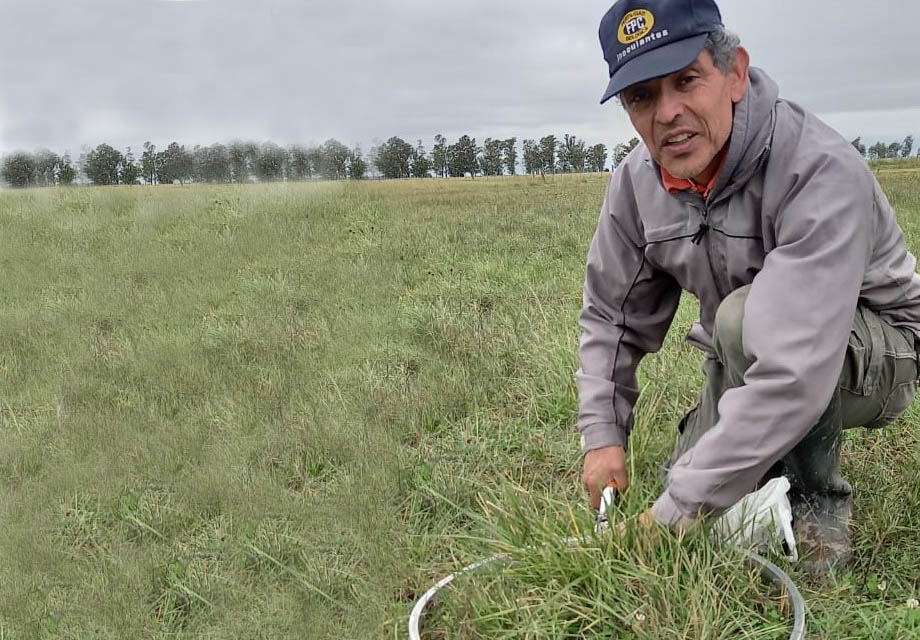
850, 135, 915, 160
0, 134, 645, 188
3, 132, 914, 188
0, 139, 367, 188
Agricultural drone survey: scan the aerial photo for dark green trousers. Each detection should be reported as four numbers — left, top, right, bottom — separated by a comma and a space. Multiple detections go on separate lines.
670, 285, 920, 494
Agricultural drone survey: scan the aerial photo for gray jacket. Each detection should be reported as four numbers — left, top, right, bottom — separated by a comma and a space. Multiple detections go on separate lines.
577, 67, 920, 524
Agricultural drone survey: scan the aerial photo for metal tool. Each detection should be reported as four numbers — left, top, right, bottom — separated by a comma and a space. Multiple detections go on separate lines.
594, 482, 618, 534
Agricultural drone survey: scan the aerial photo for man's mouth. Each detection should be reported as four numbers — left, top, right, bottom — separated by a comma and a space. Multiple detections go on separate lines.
664, 132, 696, 146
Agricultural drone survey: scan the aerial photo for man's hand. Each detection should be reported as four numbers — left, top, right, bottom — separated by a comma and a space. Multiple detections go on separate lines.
582, 445, 629, 509
616, 509, 661, 539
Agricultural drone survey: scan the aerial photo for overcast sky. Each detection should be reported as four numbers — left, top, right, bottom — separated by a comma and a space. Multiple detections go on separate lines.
1, 0, 918, 158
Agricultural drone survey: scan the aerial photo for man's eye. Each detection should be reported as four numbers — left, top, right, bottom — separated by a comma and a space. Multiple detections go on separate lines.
679, 75, 698, 86
630, 91, 650, 104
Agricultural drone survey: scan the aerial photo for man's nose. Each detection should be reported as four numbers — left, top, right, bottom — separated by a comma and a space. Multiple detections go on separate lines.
654, 86, 684, 125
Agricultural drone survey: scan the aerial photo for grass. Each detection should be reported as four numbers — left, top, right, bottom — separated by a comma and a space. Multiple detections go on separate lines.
0, 172, 917, 638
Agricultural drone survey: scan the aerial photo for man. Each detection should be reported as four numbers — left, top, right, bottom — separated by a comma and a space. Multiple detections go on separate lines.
578, 0, 920, 569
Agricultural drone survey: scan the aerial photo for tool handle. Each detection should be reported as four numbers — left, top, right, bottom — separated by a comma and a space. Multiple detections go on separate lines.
598, 481, 619, 517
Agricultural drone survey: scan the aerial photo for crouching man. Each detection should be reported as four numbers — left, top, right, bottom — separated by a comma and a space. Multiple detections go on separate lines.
578, 0, 920, 570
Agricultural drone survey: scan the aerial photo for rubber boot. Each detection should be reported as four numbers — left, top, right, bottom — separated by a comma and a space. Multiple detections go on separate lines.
783, 388, 853, 573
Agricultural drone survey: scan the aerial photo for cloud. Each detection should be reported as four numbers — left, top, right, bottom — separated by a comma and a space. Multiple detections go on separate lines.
0, 0, 917, 157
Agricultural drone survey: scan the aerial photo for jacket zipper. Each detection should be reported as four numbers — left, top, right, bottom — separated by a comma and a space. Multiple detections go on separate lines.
695, 200, 725, 299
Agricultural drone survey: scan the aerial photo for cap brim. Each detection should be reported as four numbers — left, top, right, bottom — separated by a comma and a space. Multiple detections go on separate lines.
600, 33, 709, 104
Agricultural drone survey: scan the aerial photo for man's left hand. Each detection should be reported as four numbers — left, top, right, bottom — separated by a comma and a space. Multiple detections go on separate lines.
615, 509, 662, 538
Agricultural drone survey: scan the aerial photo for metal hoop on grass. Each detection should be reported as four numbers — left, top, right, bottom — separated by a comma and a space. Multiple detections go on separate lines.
408, 541, 806, 640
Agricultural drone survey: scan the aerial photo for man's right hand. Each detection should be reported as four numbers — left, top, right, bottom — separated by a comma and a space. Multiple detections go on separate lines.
582, 446, 629, 510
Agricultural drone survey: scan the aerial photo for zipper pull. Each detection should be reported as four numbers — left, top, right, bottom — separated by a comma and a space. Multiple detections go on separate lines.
691, 222, 710, 245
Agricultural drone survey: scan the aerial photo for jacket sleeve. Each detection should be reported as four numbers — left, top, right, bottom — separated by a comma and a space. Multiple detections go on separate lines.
577, 175, 682, 453
653, 152, 875, 525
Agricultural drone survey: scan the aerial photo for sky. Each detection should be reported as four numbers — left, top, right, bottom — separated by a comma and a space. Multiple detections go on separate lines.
1, 0, 918, 158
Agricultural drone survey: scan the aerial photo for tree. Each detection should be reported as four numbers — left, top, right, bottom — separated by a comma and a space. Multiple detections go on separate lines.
375, 136, 413, 179
315, 139, 350, 180
121, 147, 141, 184
887, 142, 902, 159
447, 135, 479, 177
255, 142, 286, 182
157, 142, 192, 184
867, 141, 886, 160
288, 145, 312, 180
141, 141, 158, 184
194, 143, 231, 183
613, 137, 640, 167
364, 139, 382, 179
480, 138, 504, 176
588, 143, 608, 172
850, 137, 866, 158
33, 149, 60, 186
539, 135, 557, 175
228, 141, 249, 183
307, 147, 325, 179
1, 151, 36, 187
502, 138, 517, 175
58, 153, 76, 185
410, 140, 431, 178
84, 143, 124, 185
347, 145, 367, 180
559, 134, 586, 173
432, 134, 448, 178
901, 135, 913, 158
522, 139, 541, 176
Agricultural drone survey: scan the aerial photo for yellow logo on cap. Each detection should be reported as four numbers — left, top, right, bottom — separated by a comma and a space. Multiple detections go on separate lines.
618, 9, 655, 45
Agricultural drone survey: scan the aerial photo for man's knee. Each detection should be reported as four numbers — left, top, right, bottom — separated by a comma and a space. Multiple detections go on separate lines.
713, 285, 752, 368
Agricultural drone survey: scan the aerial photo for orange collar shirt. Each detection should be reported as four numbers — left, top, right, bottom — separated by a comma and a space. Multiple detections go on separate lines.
659, 147, 728, 200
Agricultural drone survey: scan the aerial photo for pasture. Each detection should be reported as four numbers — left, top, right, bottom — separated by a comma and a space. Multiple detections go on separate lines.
0, 171, 918, 638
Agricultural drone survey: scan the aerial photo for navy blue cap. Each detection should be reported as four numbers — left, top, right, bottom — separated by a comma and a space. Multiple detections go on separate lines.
599, 0, 723, 104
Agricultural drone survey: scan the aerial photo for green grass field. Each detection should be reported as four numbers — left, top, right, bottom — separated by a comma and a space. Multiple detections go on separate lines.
0, 172, 918, 639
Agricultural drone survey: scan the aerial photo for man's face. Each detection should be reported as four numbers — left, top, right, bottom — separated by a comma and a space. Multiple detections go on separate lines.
619, 47, 750, 182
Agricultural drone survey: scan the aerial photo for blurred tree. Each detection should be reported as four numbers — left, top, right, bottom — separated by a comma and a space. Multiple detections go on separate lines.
410, 139, 431, 178
850, 137, 866, 158
288, 145, 312, 180
33, 149, 60, 186
121, 147, 141, 184
196, 144, 231, 183
887, 142, 902, 158
141, 141, 158, 184
613, 137, 640, 167
347, 145, 367, 179
502, 138, 517, 176
307, 147, 324, 179
228, 141, 249, 183
319, 139, 350, 180
867, 141, 884, 160
431, 134, 448, 178
901, 135, 913, 158
57, 153, 76, 185
256, 142, 286, 182
1, 151, 36, 187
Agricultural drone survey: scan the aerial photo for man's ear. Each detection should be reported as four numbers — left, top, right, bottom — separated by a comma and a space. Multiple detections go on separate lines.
729, 46, 750, 103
